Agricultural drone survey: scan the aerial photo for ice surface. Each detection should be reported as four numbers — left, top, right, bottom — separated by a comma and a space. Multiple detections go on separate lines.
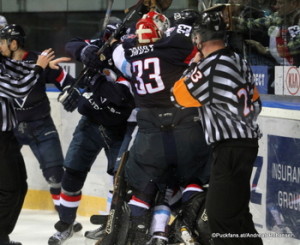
11, 209, 99, 245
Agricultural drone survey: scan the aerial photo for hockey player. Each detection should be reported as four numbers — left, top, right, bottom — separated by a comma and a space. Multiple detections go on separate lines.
171, 9, 263, 245
116, 11, 211, 245
47, 19, 135, 245
0, 49, 70, 245
0, 24, 82, 223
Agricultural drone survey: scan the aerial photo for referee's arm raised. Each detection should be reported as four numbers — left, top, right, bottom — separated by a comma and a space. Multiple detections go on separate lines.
0, 48, 56, 98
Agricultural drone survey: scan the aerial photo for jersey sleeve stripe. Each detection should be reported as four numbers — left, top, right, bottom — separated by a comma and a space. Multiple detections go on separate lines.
55, 69, 67, 83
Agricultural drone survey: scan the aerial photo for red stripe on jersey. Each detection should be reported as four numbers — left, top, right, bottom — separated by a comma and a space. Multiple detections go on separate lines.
131, 195, 150, 208
55, 70, 65, 83
184, 46, 198, 64
185, 184, 203, 190
60, 192, 81, 202
51, 194, 60, 201
22, 51, 29, 60
116, 76, 127, 82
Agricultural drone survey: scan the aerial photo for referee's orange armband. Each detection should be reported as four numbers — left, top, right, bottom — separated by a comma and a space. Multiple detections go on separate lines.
252, 85, 260, 102
172, 77, 202, 108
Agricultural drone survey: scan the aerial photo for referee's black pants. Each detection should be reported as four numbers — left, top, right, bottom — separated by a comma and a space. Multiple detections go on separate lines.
0, 132, 28, 242
206, 139, 263, 245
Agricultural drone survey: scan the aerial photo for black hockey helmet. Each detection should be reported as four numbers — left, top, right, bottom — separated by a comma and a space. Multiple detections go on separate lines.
193, 7, 226, 43
102, 16, 122, 41
0, 24, 26, 47
172, 9, 200, 26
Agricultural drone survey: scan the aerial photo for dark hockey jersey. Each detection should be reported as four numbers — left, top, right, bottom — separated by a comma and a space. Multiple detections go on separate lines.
65, 38, 135, 127
122, 24, 197, 108
13, 50, 75, 121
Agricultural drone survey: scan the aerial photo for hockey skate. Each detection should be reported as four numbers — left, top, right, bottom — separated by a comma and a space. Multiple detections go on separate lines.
146, 233, 168, 245
178, 226, 199, 245
84, 224, 106, 240
48, 221, 74, 245
168, 217, 199, 245
73, 221, 83, 232
126, 226, 150, 245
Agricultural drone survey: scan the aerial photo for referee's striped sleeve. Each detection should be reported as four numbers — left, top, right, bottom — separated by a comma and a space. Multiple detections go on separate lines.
0, 65, 43, 99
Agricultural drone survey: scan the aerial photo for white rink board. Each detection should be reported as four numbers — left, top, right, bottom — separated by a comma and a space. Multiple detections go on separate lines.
21, 92, 300, 245
22, 92, 112, 199
251, 107, 300, 245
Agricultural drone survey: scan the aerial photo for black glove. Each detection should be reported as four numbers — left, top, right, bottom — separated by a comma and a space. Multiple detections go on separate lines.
58, 85, 81, 112
80, 44, 102, 70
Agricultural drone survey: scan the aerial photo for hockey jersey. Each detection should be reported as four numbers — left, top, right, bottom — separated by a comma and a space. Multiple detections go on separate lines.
13, 50, 74, 121
122, 24, 197, 108
65, 37, 135, 127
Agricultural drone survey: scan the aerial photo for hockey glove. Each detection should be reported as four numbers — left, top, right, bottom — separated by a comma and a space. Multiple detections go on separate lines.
58, 85, 81, 112
80, 44, 102, 70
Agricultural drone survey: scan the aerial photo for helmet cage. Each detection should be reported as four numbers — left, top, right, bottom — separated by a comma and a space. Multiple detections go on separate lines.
136, 11, 170, 44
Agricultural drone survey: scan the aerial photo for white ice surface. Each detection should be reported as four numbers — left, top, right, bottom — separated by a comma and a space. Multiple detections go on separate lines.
11, 209, 300, 245
11, 209, 100, 245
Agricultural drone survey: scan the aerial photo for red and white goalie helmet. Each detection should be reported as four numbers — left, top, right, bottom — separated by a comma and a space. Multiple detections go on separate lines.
136, 11, 170, 44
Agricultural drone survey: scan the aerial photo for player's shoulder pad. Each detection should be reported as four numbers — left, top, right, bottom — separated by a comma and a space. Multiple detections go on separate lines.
122, 35, 138, 49
165, 24, 193, 38
89, 38, 102, 47
157, 24, 193, 48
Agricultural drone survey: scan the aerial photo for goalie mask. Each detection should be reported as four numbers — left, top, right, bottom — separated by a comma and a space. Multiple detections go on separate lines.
136, 11, 170, 44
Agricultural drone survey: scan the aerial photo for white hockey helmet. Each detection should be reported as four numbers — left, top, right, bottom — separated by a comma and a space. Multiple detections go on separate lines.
0, 15, 7, 29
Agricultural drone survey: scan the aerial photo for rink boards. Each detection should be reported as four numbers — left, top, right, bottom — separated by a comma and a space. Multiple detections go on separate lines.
21, 91, 300, 245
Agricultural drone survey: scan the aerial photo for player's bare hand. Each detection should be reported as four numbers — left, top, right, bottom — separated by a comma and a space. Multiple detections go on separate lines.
49, 57, 71, 70
37, 48, 55, 69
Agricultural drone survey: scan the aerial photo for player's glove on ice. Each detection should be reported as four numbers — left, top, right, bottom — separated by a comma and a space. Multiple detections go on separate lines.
58, 85, 81, 112
80, 44, 102, 70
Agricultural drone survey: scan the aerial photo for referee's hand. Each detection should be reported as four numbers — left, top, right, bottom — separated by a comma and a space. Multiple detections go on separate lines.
36, 48, 55, 69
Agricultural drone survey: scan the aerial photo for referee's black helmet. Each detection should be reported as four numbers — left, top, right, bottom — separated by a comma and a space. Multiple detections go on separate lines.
0, 24, 26, 47
193, 7, 226, 43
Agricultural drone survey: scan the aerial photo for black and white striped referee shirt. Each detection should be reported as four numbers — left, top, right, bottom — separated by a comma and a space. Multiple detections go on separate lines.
171, 48, 262, 145
0, 58, 42, 131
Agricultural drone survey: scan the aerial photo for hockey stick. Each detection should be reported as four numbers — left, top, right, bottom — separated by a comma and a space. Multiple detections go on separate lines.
95, 151, 130, 245
102, 0, 114, 34
58, 0, 115, 104
96, 0, 144, 57
59, 0, 144, 103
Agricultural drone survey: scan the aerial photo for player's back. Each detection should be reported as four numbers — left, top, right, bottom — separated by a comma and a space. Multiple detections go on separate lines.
124, 24, 196, 108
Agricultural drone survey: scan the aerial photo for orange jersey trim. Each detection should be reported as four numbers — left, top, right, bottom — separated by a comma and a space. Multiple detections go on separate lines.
253, 85, 260, 102
173, 78, 202, 107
